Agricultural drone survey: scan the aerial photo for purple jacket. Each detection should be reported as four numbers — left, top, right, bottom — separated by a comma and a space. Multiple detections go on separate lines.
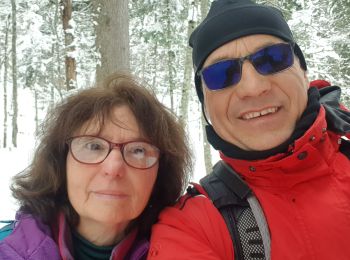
0, 212, 149, 260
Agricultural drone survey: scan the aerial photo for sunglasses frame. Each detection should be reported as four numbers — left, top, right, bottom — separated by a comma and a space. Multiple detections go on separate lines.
199, 42, 296, 91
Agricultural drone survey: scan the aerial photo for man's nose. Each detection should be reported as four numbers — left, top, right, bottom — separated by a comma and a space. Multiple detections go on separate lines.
234, 61, 272, 99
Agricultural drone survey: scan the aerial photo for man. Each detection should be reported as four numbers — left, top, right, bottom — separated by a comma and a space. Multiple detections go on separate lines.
148, 0, 350, 259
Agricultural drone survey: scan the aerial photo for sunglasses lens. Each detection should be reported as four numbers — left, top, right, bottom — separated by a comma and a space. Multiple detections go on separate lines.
201, 43, 294, 91
202, 60, 241, 90
252, 43, 294, 75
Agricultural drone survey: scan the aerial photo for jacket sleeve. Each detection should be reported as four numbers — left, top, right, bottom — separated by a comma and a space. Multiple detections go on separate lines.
147, 195, 234, 260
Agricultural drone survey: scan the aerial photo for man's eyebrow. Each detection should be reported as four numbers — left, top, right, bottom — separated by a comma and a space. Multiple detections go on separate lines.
204, 40, 284, 67
205, 55, 234, 66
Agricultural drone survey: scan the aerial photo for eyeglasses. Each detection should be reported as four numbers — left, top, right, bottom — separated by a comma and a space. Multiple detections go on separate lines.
199, 43, 295, 91
66, 135, 160, 169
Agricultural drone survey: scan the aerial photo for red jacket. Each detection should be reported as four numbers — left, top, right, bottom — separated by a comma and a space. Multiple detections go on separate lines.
148, 106, 350, 259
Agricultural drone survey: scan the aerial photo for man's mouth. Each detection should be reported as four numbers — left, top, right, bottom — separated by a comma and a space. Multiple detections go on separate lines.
241, 107, 279, 120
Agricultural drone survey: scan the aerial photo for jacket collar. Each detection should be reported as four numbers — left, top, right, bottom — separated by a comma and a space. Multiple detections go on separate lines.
207, 83, 350, 161
221, 106, 342, 189
54, 212, 148, 260
206, 87, 321, 160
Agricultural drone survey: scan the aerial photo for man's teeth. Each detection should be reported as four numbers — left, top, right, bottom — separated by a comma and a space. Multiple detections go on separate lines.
242, 107, 278, 120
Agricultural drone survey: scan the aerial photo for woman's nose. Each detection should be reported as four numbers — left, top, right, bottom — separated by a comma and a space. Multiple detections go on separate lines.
101, 149, 126, 177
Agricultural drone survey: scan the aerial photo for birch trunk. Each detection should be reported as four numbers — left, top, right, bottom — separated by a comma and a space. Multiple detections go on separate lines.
51, 0, 62, 102
11, 0, 18, 147
200, 0, 212, 174
179, 18, 195, 128
202, 114, 212, 174
34, 87, 39, 133
2, 15, 10, 148
165, 0, 175, 110
151, 13, 158, 90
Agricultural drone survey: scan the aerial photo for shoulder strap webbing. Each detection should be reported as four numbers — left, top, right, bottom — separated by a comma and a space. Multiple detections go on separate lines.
200, 161, 270, 260
339, 138, 350, 159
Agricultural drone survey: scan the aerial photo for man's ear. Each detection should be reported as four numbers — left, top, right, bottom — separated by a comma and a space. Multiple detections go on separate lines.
303, 70, 310, 89
295, 54, 309, 88
202, 101, 210, 123
201, 78, 213, 124
200, 94, 212, 125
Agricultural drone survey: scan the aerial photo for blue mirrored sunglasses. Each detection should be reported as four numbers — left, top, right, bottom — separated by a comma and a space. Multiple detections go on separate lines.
199, 43, 295, 91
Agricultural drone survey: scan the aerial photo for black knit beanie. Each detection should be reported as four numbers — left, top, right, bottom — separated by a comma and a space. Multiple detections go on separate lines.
189, 0, 307, 103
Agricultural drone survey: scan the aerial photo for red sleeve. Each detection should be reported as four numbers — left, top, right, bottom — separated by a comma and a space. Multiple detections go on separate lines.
148, 195, 234, 260
309, 79, 331, 89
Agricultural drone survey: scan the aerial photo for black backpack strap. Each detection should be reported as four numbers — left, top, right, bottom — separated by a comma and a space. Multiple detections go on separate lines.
339, 138, 350, 159
200, 161, 268, 260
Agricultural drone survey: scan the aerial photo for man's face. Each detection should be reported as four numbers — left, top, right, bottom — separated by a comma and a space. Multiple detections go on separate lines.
202, 34, 309, 151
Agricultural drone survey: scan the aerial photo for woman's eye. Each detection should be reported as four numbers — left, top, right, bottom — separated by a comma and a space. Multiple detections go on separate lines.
86, 142, 104, 151
126, 145, 147, 159
132, 147, 146, 155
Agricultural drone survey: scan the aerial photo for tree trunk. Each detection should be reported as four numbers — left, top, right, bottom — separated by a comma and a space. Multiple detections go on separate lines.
179, 17, 195, 127
151, 12, 158, 90
165, 0, 175, 110
11, 0, 18, 147
51, 0, 62, 103
200, 0, 210, 20
94, 0, 130, 85
200, 0, 212, 174
62, 0, 77, 90
2, 15, 10, 148
201, 114, 212, 174
151, 40, 158, 90
34, 86, 39, 132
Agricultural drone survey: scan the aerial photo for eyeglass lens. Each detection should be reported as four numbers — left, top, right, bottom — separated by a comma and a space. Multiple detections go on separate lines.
201, 43, 294, 91
69, 136, 159, 169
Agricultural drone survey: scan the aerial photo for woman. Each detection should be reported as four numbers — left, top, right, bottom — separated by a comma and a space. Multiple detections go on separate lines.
0, 72, 191, 260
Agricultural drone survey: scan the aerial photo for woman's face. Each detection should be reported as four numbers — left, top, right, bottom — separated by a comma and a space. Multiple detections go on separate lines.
66, 105, 158, 238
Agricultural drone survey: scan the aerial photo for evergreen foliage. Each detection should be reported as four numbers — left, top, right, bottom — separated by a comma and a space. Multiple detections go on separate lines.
0, 0, 349, 146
